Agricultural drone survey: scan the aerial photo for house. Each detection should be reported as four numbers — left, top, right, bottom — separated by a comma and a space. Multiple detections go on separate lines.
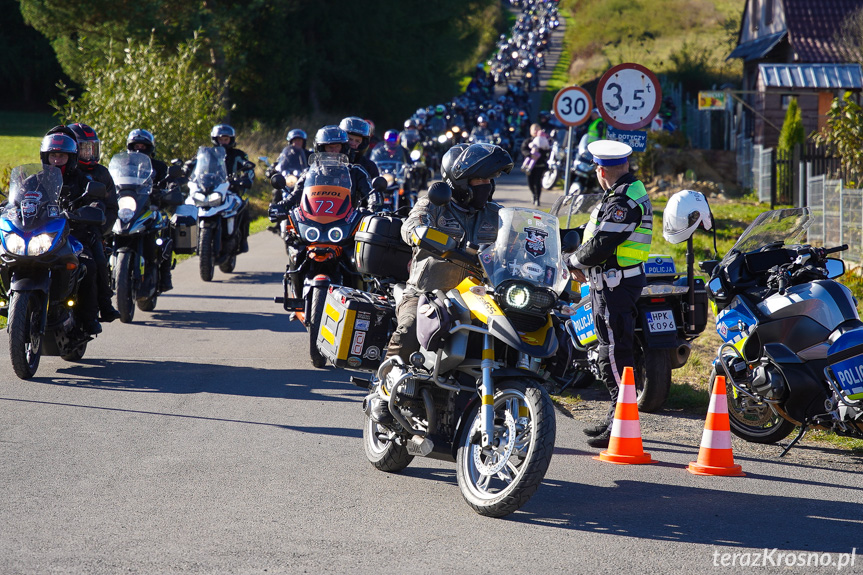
728, 0, 863, 148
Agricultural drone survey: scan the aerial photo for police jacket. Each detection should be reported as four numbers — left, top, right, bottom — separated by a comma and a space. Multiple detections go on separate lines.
82, 163, 119, 236
401, 194, 500, 293
567, 172, 652, 272
281, 164, 377, 211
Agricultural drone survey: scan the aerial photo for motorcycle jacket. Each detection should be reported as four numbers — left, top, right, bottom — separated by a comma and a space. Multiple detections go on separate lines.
356, 154, 380, 179
82, 163, 119, 236
568, 172, 652, 271
401, 195, 500, 292
275, 146, 309, 174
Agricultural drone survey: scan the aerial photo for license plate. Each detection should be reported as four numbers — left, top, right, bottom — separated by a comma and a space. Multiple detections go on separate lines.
829, 353, 863, 399
646, 310, 676, 333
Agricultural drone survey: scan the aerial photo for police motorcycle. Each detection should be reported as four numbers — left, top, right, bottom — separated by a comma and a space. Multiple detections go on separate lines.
549, 192, 709, 412
108, 152, 184, 322
186, 146, 251, 281
269, 153, 385, 368
701, 207, 863, 454
0, 165, 106, 379
354, 187, 570, 517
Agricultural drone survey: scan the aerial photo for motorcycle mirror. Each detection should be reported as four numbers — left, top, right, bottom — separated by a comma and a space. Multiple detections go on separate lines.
167, 165, 183, 180
826, 258, 845, 279
426, 182, 452, 207
170, 158, 183, 166
372, 176, 388, 193
69, 205, 105, 226
242, 160, 256, 171
699, 260, 719, 276
270, 173, 287, 190
84, 181, 107, 199
161, 188, 185, 207
561, 230, 581, 253
410, 150, 422, 162
258, 156, 271, 166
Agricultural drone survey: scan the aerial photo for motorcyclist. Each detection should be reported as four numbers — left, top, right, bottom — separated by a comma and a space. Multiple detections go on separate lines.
428, 105, 448, 136
211, 124, 253, 254
339, 117, 379, 179
275, 128, 310, 176
370, 143, 513, 421
126, 129, 181, 291
370, 130, 411, 165
39, 133, 103, 335
469, 115, 493, 144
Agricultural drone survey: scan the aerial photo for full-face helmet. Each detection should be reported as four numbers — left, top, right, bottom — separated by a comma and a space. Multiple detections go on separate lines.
211, 124, 236, 147
663, 189, 713, 244
40, 133, 78, 171
314, 125, 349, 154
67, 123, 100, 169
127, 129, 156, 157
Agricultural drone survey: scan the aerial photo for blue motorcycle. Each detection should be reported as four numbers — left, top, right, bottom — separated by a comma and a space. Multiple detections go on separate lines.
0, 164, 105, 379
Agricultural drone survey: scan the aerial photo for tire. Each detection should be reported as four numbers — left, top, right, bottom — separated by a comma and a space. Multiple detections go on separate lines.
541, 168, 558, 190
308, 285, 327, 368
456, 380, 556, 517
219, 255, 237, 274
199, 227, 215, 282
711, 366, 795, 444
7, 291, 43, 379
634, 341, 671, 413
115, 251, 136, 323
363, 413, 413, 472
137, 296, 157, 312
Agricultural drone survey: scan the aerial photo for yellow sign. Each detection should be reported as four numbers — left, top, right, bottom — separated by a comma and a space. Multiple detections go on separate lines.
698, 91, 727, 111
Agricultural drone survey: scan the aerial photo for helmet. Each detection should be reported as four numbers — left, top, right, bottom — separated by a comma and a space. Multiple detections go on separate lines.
476, 115, 487, 125
40, 133, 78, 171
415, 109, 427, 121
663, 190, 713, 244
338, 117, 371, 153
441, 143, 513, 205
435, 104, 446, 116
127, 129, 156, 157
383, 130, 399, 145
286, 128, 307, 144
313, 125, 349, 154
404, 119, 417, 130
365, 119, 375, 137
211, 124, 236, 147
67, 123, 100, 169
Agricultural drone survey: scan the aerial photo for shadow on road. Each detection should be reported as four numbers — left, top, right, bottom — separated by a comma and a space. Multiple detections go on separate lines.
128, 309, 302, 333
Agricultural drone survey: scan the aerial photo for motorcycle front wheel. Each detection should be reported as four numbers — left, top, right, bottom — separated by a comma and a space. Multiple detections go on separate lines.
456, 380, 556, 518
7, 290, 43, 379
363, 413, 413, 472
710, 366, 795, 444
541, 168, 558, 190
198, 227, 215, 282
634, 341, 671, 413
308, 285, 327, 368
115, 251, 136, 323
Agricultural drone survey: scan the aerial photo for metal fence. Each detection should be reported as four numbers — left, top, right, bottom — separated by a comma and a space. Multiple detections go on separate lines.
806, 172, 863, 265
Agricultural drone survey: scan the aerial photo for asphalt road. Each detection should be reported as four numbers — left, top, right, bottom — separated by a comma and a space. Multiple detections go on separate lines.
2, 230, 862, 575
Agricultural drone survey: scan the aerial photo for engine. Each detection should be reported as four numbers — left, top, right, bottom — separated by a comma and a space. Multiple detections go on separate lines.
750, 363, 788, 401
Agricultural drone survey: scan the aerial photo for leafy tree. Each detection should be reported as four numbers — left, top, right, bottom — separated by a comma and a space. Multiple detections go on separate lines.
52, 34, 226, 161
776, 98, 805, 199
813, 92, 863, 186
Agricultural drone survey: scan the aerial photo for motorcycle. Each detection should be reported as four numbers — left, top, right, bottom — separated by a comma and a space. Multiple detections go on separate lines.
355, 188, 571, 517
108, 152, 184, 322
270, 152, 379, 368
549, 193, 708, 412
259, 155, 305, 253
0, 164, 106, 379
701, 207, 863, 454
541, 129, 566, 190
186, 146, 251, 281
370, 154, 415, 213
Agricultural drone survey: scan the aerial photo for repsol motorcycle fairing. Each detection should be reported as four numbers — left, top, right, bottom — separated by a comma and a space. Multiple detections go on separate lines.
0, 164, 102, 379
701, 207, 863, 454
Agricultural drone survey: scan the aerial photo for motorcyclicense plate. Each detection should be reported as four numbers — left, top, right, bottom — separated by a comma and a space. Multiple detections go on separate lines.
829, 353, 863, 399
645, 310, 676, 333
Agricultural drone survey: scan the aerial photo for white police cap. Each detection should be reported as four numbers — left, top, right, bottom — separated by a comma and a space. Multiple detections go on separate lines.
588, 139, 633, 167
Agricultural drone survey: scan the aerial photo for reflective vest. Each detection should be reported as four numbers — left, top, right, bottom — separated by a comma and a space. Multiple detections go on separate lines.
587, 118, 605, 143
583, 180, 652, 267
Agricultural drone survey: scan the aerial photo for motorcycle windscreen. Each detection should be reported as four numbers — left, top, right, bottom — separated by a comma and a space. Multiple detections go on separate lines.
301, 185, 352, 225
4, 164, 63, 232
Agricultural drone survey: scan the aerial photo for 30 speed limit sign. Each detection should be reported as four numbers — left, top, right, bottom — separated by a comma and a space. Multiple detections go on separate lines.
552, 86, 592, 127
596, 63, 662, 130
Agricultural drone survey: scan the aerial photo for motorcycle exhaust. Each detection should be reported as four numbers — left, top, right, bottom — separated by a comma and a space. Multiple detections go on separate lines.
670, 342, 691, 369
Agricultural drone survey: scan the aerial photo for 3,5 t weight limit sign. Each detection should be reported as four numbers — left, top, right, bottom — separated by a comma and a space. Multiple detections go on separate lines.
552, 86, 592, 127
596, 63, 662, 131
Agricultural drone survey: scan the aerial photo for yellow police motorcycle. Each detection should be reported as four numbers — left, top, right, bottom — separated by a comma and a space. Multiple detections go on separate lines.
360, 189, 574, 517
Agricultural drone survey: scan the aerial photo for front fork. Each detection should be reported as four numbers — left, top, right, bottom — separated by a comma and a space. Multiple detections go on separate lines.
479, 333, 495, 447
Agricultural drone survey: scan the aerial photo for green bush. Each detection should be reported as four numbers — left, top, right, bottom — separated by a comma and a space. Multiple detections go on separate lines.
52, 34, 227, 163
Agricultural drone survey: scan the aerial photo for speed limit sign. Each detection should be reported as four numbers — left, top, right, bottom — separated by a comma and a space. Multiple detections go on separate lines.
596, 63, 662, 130
552, 86, 592, 127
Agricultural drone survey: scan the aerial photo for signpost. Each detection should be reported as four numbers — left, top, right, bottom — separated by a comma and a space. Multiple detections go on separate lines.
552, 86, 592, 198
596, 63, 662, 131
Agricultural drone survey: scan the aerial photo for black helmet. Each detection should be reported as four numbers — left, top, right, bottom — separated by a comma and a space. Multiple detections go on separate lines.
40, 133, 78, 171
338, 117, 370, 154
287, 128, 307, 145
441, 143, 513, 205
127, 129, 156, 157
211, 124, 236, 147
67, 123, 100, 169
314, 125, 349, 154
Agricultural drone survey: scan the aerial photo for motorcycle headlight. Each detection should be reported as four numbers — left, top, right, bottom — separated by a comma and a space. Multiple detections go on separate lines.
438, 135, 448, 144
505, 284, 531, 309
207, 192, 222, 204
3, 232, 26, 255
328, 227, 344, 243
304, 225, 321, 242
192, 191, 208, 205
27, 233, 57, 256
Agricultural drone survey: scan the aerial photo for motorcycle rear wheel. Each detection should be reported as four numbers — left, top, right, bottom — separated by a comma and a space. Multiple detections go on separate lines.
219, 255, 237, 274
711, 366, 795, 444
634, 342, 671, 413
199, 227, 215, 282
8, 290, 42, 379
115, 251, 136, 323
541, 168, 558, 190
308, 285, 327, 368
363, 413, 413, 472
456, 380, 556, 518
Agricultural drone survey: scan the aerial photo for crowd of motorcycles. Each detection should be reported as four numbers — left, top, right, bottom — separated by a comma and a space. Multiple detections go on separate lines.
3, 0, 862, 519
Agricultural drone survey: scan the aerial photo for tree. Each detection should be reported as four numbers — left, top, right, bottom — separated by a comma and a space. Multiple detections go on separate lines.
776, 97, 805, 201
813, 92, 863, 187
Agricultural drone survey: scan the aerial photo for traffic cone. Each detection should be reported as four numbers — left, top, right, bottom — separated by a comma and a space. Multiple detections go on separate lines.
687, 375, 745, 476
595, 366, 654, 465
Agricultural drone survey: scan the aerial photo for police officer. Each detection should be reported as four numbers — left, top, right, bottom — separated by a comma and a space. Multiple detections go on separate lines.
586, 108, 606, 144
566, 140, 652, 448
367, 143, 513, 422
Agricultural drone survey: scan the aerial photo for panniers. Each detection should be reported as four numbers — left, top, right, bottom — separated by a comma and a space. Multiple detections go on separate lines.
316, 285, 395, 371
354, 215, 412, 282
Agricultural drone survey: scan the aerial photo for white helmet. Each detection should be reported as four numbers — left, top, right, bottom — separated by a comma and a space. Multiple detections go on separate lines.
663, 190, 712, 244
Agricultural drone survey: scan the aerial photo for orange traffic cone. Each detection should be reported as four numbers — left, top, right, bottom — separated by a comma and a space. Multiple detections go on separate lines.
595, 366, 654, 464
687, 375, 745, 476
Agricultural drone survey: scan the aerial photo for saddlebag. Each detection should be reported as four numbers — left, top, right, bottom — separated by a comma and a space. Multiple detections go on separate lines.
354, 215, 412, 282
416, 291, 453, 352
316, 285, 395, 372
171, 204, 198, 255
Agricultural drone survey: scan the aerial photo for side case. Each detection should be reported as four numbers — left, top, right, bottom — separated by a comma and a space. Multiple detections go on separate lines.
316, 285, 395, 371
354, 215, 412, 282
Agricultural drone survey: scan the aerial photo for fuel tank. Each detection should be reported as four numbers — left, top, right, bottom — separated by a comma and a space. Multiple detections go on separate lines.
757, 280, 858, 331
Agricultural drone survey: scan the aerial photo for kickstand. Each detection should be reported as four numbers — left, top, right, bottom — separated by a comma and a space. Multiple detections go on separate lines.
779, 424, 807, 457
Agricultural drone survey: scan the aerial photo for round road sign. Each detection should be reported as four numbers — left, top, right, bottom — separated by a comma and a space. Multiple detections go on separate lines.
596, 63, 662, 131
552, 86, 592, 127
